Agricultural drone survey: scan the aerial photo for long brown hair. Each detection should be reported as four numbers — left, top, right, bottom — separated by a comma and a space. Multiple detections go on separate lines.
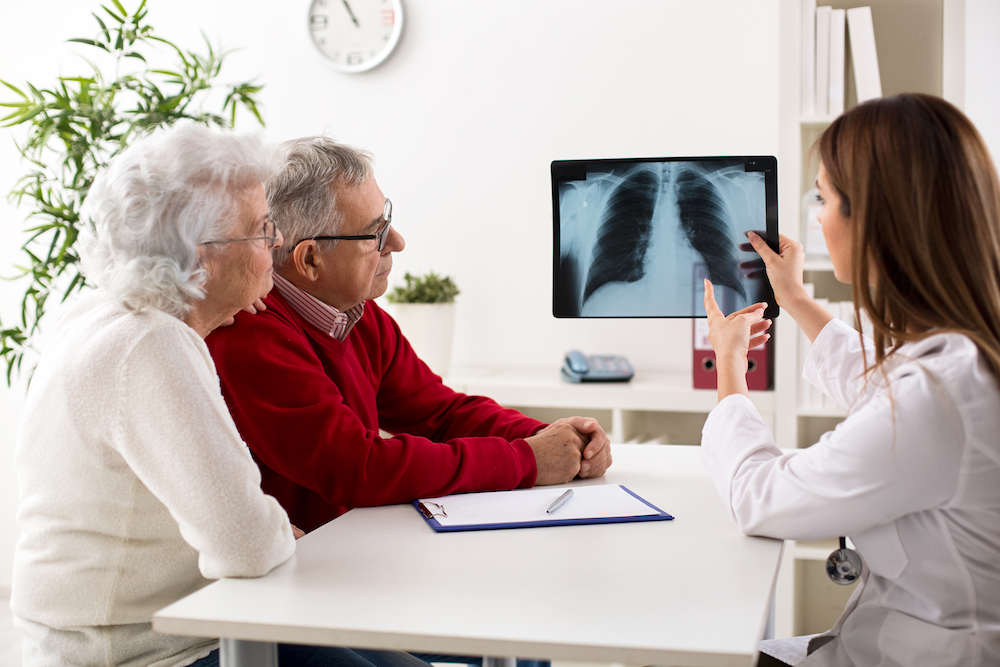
818, 93, 1000, 380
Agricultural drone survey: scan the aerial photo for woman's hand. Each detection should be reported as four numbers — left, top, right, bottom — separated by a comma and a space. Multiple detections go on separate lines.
742, 232, 835, 343
704, 279, 771, 400
742, 232, 807, 308
246, 298, 267, 315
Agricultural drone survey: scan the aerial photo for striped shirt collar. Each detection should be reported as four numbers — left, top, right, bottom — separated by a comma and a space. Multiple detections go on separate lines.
271, 272, 365, 342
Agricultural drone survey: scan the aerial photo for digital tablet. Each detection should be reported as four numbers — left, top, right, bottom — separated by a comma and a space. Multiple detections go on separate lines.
552, 156, 779, 318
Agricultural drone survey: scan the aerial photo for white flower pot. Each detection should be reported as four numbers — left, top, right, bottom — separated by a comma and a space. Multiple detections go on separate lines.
385, 303, 456, 377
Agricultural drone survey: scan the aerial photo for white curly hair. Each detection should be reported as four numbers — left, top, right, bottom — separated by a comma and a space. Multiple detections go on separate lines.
79, 120, 278, 318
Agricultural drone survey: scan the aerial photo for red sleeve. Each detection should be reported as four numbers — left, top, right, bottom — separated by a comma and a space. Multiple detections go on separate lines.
206, 295, 543, 530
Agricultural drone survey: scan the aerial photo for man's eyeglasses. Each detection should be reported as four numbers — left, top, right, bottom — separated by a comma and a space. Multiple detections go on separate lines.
201, 218, 279, 249
289, 198, 392, 253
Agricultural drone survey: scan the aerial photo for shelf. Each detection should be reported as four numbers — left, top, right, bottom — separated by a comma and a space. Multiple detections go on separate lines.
776, 0, 962, 639
794, 538, 840, 561
803, 259, 835, 272
800, 115, 837, 126
445, 366, 776, 446
445, 366, 775, 415
794, 537, 858, 561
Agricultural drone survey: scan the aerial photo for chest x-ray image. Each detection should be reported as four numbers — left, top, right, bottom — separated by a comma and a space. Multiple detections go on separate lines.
552, 156, 778, 318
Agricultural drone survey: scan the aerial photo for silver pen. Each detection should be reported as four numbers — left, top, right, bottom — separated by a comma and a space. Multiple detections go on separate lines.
546, 489, 574, 514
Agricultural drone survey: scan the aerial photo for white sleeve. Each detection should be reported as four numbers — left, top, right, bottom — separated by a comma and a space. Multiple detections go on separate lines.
701, 364, 963, 541
804, 317, 880, 409
112, 324, 296, 579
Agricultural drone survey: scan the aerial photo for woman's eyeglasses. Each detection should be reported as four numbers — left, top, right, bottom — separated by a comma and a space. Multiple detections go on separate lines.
201, 218, 279, 249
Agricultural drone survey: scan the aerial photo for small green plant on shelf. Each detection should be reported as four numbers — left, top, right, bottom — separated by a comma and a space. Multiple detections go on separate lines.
386, 271, 460, 304
0, 0, 265, 384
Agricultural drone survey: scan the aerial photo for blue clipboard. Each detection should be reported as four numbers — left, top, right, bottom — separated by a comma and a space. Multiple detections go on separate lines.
413, 484, 673, 532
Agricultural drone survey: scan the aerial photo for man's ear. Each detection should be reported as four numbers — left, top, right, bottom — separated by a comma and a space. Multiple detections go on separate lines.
289, 241, 324, 283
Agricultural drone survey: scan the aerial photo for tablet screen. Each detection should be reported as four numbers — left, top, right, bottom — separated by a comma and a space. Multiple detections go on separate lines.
552, 156, 778, 318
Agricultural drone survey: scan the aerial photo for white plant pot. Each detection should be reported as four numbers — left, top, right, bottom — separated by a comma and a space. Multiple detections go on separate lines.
385, 302, 456, 377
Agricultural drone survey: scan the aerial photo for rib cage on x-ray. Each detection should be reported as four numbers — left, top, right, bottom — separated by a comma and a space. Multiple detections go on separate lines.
557, 160, 766, 317
583, 169, 659, 304
674, 169, 746, 299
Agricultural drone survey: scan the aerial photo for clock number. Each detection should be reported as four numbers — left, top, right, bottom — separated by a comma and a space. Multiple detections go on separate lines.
309, 0, 402, 72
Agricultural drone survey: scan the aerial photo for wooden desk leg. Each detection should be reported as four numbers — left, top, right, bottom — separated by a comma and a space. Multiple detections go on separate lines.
482, 657, 516, 667
220, 638, 278, 667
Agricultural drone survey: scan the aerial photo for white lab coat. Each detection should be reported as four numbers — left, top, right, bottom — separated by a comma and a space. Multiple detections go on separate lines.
701, 318, 1000, 666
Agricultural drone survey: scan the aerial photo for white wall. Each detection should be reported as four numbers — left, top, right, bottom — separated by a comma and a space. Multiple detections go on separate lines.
0, 0, 783, 588
965, 0, 1000, 161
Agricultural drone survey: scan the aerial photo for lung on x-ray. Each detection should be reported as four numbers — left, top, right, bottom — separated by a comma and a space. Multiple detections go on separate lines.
552, 156, 778, 318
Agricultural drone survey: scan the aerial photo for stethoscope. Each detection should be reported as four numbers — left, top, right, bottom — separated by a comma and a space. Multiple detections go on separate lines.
826, 537, 863, 585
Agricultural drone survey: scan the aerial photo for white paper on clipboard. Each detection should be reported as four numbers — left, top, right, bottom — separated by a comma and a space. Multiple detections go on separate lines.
414, 484, 672, 532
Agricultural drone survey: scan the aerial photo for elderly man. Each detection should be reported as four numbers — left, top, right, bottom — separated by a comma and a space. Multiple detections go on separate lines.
207, 136, 612, 533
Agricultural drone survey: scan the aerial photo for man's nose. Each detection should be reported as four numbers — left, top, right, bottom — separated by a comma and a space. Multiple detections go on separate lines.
383, 225, 405, 253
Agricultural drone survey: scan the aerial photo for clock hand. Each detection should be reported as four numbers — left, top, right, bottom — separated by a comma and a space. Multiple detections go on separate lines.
341, 0, 360, 27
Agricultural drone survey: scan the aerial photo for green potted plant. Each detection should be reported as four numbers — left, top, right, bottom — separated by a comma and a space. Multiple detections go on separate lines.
385, 271, 460, 376
0, 0, 264, 383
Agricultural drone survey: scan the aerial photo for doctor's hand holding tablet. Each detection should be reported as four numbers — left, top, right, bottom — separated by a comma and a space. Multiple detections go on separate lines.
700, 94, 1000, 666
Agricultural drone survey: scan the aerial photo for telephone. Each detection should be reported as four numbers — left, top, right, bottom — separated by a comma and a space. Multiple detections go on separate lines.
561, 350, 634, 383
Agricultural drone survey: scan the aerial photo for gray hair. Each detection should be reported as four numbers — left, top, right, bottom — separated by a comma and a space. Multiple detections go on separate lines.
79, 121, 278, 318
265, 136, 374, 270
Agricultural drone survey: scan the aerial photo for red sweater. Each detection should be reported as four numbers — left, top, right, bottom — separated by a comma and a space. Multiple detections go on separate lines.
206, 291, 544, 531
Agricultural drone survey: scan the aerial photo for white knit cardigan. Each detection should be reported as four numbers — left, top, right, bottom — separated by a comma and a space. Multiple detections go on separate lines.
11, 291, 296, 667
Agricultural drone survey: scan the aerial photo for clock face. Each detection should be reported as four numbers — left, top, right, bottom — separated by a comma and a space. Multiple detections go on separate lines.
308, 0, 404, 73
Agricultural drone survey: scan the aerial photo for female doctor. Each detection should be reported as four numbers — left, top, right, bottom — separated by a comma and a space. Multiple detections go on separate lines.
701, 93, 1000, 666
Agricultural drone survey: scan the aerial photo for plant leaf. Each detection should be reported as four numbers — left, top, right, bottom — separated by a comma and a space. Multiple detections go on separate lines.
101, 5, 126, 24
2, 2, 267, 384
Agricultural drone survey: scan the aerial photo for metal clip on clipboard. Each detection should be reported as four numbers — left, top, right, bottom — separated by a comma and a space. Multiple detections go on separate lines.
418, 501, 447, 519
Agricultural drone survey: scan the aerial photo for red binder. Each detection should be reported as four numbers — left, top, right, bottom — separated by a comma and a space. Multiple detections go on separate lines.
692, 319, 772, 390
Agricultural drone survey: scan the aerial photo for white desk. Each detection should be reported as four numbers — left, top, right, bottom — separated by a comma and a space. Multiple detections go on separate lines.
154, 445, 783, 667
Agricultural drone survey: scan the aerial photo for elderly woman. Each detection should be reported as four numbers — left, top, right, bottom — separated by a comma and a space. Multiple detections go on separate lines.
10, 122, 428, 667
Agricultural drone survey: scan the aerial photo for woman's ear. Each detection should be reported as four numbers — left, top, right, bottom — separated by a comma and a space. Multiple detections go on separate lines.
195, 243, 216, 275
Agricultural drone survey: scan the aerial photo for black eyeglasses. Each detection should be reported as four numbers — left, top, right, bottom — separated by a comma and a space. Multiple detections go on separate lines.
289, 198, 392, 253
202, 218, 279, 249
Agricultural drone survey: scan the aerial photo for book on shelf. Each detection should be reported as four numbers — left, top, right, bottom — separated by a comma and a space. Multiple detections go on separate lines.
814, 6, 832, 117
828, 8, 846, 116
801, 0, 817, 116
847, 6, 882, 103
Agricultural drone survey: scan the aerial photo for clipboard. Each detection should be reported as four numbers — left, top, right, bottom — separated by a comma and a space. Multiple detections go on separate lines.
413, 484, 673, 532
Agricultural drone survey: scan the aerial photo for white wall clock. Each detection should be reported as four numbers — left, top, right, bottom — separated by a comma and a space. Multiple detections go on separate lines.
308, 0, 404, 73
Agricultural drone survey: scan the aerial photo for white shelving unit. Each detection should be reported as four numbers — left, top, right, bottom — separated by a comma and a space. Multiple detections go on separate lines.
774, 0, 967, 637
446, 367, 775, 445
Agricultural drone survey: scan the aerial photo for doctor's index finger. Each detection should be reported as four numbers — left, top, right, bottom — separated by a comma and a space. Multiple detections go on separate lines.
703, 279, 724, 318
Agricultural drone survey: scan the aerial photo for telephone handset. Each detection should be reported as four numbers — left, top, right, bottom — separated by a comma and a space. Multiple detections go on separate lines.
561, 350, 634, 383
